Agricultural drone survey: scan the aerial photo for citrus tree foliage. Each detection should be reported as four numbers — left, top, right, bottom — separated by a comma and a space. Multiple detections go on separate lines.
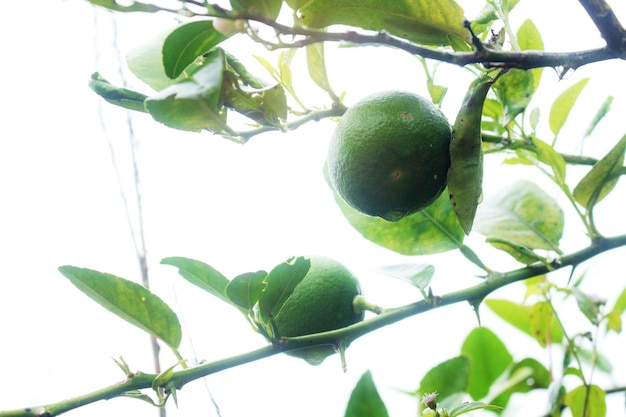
4, 1, 626, 417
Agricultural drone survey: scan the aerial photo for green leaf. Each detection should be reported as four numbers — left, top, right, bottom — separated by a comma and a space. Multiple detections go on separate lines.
162, 20, 228, 79
88, 73, 148, 112
145, 48, 228, 132
344, 371, 389, 417
485, 299, 563, 345
474, 179, 564, 252
573, 134, 626, 209
448, 75, 493, 235
533, 137, 567, 186
549, 78, 589, 137
584, 96, 613, 138
258, 257, 311, 327
485, 237, 548, 265
493, 69, 535, 122
87, 0, 162, 12
222, 70, 287, 127
517, 19, 544, 92
461, 327, 513, 400
564, 384, 606, 417
374, 263, 434, 290
529, 301, 561, 347
331, 181, 465, 255
58, 266, 182, 349
576, 348, 613, 374
449, 401, 503, 416
606, 287, 626, 332
278, 49, 295, 92
127, 29, 187, 91
417, 356, 470, 407
447, 33, 472, 52
571, 287, 601, 325
230, 0, 282, 19
298, 0, 469, 46
306, 42, 336, 97
225, 271, 267, 310
490, 358, 550, 408
160, 256, 230, 303
426, 81, 448, 106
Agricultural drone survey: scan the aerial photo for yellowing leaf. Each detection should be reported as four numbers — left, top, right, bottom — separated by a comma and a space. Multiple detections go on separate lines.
549, 78, 589, 136
298, 0, 468, 45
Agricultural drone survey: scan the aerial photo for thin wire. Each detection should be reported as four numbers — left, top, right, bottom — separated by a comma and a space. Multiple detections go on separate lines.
92, 7, 164, 417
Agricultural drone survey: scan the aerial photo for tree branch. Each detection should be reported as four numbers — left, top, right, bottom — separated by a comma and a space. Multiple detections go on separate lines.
578, 0, 626, 56
5, 234, 626, 417
240, 16, 618, 70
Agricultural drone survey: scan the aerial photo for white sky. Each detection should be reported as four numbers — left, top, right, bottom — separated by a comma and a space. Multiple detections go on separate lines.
1, 1, 626, 417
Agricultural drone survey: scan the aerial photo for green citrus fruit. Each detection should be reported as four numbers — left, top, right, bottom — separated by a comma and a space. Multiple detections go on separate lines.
327, 91, 452, 221
273, 256, 364, 365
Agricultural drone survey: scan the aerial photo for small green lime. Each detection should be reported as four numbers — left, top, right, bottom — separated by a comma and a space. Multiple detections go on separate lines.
273, 256, 364, 365
327, 91, 451, 221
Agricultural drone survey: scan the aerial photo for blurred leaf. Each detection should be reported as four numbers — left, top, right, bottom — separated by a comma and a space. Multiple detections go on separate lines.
298, 0, 468, 45
226, 270, 267, 310
162, 20, 228, 79
374, 263, 434, 290
493, 69, 535, 122
564, 366, 585, 380
461, 327, 513, 400
222, 70, 287, 126
89, 73, 147, 112
474, 180, 564, 252
564, 384, 606, 417
529, 107, 540, 133
470, 0, 519, 35
258, 257, 310, 327
59, 266, 182, 349
278, 49, 295, 91
449, 401, 502, 416
87, 0, 162, 12
576, 347, 613, 374
426, 81, 448, 106
571, 287, 601, 325
307, 42, 336, 97
344, 371, 389, 417
417, 356, 470, 408
584, 96, 613, 138
230, 0, 282, 19
127, 29, 183, 91
485, 237, 548, 265
145, 48, 228, 132
485, 299, 563, 345
573, 134, 626, 209
549, 78, 589, 137
161, 256, 230, 303
491, 358, 550, 408
517, 19, 544, 91
533, 137, 567, 186
529, 301, 561, 347
606, 287, 626, 332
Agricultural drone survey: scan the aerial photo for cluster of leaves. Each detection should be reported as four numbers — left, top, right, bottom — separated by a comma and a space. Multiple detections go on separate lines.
8, 0, 625, 416
59, 256, 330, 362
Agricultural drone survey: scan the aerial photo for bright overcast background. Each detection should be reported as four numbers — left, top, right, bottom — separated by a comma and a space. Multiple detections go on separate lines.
1, 1, 626, 417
